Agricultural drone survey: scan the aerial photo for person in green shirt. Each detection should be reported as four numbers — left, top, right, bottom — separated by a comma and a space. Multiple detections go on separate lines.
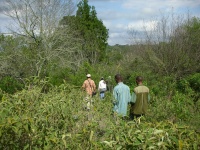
130, 76, 150, 119
113, 74, 131, 117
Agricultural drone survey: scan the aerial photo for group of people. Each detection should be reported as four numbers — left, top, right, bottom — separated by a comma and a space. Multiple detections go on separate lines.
82, 73, 150, 120
113, 74, 150, 120
82, 74, 107, 99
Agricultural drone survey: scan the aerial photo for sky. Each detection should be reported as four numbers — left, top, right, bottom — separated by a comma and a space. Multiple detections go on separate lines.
0, 0, 200, 45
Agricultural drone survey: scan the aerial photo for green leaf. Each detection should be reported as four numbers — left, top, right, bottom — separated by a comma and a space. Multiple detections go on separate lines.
153, 129, 164, 134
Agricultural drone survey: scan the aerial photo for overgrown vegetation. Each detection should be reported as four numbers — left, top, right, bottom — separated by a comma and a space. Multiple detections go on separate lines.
0, 79, 199, 149
0, 0, 199, 149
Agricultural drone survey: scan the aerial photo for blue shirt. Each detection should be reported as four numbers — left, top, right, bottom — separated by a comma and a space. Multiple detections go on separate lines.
113, 82, 131, 116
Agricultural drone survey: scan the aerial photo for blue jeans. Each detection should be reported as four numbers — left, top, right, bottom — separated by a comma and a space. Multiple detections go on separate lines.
100, 91, 105, 99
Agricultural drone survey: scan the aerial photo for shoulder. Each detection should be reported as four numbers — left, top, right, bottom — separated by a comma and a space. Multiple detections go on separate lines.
142, 85, 149, 91
125, 84, 129, 88
145, 86, 149, 92
134, 86, 138, 90
114, 84, 119, 90
125, 85, 130, 91
134, 85, 149, 93
114, 84, 119, 89
82, 80, 87, 86
91, 80, 95, 84
134, 86, 139, 93
118, 83, 130, 91
122, 83, 130, 89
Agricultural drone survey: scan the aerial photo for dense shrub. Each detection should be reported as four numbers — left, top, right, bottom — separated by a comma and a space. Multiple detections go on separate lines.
0, 80, 199, 149
187, 73, 200, 93
177, 73, 200, 104
0, 76, 24, 94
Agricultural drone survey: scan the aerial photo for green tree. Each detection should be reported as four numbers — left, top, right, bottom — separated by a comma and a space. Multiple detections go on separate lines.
73, 0, 108, 64
182, 17, 200, 72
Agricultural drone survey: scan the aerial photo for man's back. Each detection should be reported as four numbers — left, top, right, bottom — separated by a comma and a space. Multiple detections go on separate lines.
99, 80, 106, 90
113, 82, 131, 116
132, 85, 149, 115
82, 78, 96, 96
134, 85, 149, 93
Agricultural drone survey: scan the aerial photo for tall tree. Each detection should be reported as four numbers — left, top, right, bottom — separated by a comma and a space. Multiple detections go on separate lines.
75, 0, 108, 64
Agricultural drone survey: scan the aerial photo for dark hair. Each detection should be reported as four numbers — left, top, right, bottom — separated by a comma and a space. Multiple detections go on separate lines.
115, 74, 122, 81
136, 76, 143, 82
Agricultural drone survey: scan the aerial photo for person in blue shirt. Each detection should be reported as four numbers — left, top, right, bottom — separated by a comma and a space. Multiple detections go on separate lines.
113, 74, 131, 117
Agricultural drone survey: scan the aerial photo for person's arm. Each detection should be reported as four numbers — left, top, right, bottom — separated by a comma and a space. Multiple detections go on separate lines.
148, 94, 150, 102
128, 87, 131, 103
130, 92, 137, 103
82, 81, 86, 90
93, 81, 96, 91
113, 88, 118, 105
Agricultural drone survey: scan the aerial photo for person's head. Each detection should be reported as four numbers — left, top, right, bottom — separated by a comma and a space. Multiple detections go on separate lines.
86, 74, 91, 78
101, 77, 104, 80
115, 74, 122, 83
136, 76, 143, 85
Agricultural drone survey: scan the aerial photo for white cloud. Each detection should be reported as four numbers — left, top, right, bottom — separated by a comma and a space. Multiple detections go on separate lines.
127, 20, 158, 32
89, 0, 114, 1
108, 31, 129, 45
142, 8, 153, 13
98, 10, 129, 20
115, 24, 126, 30
122, 0, 200, 9
103, 0, 200, 45
1, 0, 200, 45
104, 20, 128, 45
110, 32, 122, 38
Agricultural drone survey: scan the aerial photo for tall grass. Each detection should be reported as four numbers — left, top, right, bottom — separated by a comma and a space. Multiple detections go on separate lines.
0, 80, 199, 149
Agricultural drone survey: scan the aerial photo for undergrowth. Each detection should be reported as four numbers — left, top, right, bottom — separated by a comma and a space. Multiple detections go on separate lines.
0, 80, 199, 149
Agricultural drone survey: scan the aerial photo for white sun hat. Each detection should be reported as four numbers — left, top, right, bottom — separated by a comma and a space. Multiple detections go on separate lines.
86, 74, 91, 77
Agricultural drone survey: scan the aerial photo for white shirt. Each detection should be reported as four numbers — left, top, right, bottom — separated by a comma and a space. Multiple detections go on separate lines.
98, 80, 107, 91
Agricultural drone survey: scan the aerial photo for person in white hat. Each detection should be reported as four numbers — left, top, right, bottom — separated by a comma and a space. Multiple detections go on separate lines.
82, 74, 96, 110
82, 74, 96, 97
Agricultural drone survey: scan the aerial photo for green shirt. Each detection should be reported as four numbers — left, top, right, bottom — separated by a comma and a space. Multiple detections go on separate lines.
130, 84, 150, 115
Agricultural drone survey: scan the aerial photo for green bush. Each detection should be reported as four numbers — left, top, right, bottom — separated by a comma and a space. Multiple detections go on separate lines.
0, 76, 24, 94
177, 73, 200, 104
188, 73, 200, 93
